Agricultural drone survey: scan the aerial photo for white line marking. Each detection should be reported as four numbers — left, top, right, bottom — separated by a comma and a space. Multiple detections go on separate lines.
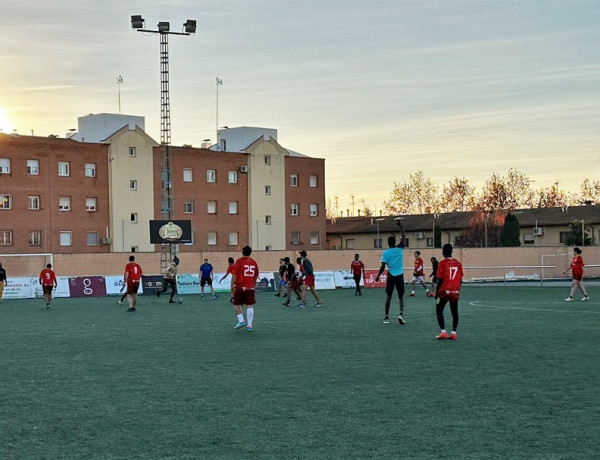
468, 300, 598, 314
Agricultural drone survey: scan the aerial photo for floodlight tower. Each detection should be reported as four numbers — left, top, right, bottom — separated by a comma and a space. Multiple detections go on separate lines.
131, 15, 196, 269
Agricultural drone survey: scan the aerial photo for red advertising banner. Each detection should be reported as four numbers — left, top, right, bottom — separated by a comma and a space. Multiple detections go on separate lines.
68, 276, 107, 297
364, 270, 387, 289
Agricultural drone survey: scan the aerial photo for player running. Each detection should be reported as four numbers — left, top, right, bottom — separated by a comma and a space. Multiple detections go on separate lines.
231, 245, 260, 331
435, 244, 464, 340
409, 251, 429, 296
563, 247, 589, 302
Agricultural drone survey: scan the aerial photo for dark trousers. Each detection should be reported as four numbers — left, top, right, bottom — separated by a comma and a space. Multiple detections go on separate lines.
353, 275, 361, 294
436, 298, 459, 331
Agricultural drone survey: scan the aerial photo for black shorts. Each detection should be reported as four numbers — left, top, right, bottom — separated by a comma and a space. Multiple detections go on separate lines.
162, 278, 177, 293
385, 274, 405, 296
200, 277, 212, 287
232, 287, 256, 306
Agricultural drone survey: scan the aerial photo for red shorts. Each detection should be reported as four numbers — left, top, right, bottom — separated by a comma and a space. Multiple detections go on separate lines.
439, 289, 460, 301
303, 275, 315, 287
232, 287, 256, 306
42, 285, 54, 295
127, 282, 140, 295
572, 273, 583, 281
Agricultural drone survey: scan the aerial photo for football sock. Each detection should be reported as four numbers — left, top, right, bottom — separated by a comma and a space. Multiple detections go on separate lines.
441, 329, 446, 334
246, 307, 254, 326
237, 313, 244, 323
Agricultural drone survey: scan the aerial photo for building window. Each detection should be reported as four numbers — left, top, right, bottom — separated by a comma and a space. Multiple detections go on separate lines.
309, 174, 318, 187
265, 215, 272, 225
523, 234, 535, 245
346, 239, 355, 250
290, 174, 298, 186
87, 232, 99, 245
291, 231, 300, 245
228, 170, 238, 184
229, 201, 238, 215
207, 232, 217, 246
59, 231, 72, 246
130, 213, 138, 223
265, 245, 272, 251
130, 246, 138, 253
27, 159, 39, 175
265, 185, 271, 195
310, 231, 319, 245
0, 194, 12, 210
85, 163, 96, 177
373, 238, 382, 249
130, 180, 137, 191
58, 197, 71, 211
0, 230, 12, 245
129, 147, 136, 157
309, 203, 318, 216
559, 231, 569, 244
58, 161, 70, 176
426, 237, 433, 248
86, 197, 97, 212
207, 169, 216, 183
184, 200, 194, 213
228, 232, 239, 245
207, 201, 217, 214
0, 158, 10, 174
404, 238, 410, 248
264, 155, 271, 165
183, 168, 193, 182
29, 230, 42, 246
291, 203, 299, 216
28, 195, 40, 210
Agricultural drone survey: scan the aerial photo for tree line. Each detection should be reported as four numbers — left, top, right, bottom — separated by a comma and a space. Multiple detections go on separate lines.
382, 169, 600, 215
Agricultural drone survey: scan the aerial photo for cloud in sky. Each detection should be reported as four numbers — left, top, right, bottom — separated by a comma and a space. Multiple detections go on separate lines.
1, 0, 599, 212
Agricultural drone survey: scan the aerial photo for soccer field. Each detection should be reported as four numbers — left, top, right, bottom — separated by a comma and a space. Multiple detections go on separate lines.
0, 286, 598, 459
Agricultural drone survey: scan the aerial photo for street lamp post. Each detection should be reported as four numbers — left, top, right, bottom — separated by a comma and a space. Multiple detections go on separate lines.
375, 218, 385, 248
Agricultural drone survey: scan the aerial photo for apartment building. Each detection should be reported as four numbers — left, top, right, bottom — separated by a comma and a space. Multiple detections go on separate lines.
0, 115, 326, 254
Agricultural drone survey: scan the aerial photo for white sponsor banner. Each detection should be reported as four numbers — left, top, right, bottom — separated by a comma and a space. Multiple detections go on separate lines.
333, 270, 364, 288
3, 276, 70, 299
177, 273, 201, 294
314, 271, 336, 290
105, 276, 126, 296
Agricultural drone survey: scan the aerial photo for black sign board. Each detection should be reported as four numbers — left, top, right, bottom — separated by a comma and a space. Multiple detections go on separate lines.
149, 220, 192, 244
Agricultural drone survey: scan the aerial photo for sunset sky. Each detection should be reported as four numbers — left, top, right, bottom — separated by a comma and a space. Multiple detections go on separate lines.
1, 0, 599, 214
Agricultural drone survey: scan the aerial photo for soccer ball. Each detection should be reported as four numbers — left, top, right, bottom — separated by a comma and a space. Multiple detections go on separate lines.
178, 298, 184, 304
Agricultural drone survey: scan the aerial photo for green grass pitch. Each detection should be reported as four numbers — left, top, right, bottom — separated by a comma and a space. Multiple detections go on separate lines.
0, 286, 598, 459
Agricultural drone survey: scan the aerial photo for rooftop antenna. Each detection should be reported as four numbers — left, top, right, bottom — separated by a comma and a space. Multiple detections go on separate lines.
116, 75, 124, 114
216, 77, 223, 151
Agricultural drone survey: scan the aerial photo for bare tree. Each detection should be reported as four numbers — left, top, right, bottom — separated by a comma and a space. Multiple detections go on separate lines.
478, 168, 533, 210
579, 178, 600, 204
439, 177, 477, 212
383, 170, 439, 215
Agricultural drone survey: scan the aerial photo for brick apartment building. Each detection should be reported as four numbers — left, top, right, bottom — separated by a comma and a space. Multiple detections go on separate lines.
0, 114, 326, 254
0, 134, 110, 253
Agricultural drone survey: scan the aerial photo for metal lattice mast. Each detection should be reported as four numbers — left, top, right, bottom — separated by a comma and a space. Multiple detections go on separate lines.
159, 32, 174, 271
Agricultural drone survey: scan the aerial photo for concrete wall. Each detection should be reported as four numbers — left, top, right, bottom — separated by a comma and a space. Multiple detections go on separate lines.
4, 247, 599, 280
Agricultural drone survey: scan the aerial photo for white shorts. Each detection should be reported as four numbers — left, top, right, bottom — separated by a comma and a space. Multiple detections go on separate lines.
412, 275, 425, 283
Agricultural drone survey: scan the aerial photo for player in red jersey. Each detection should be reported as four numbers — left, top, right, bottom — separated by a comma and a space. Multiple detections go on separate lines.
409, 251, 429, 296
350, 253, 366, 296
563, 247, 589, 302
124, 255, 143, 312
39, 263, 58, 308
435, 244, 463, 340
231, 245, 259, 331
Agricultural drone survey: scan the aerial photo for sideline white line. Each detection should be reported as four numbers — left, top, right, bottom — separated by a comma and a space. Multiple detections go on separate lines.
468, 300, 598, 314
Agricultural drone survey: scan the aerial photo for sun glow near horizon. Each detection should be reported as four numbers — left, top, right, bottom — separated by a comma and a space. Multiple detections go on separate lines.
0, 107, 15, 133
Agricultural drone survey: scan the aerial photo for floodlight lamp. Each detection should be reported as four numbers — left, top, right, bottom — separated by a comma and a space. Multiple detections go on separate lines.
131, 15, 145, 29
184, 19, 197, 34
158, 21, 170, 32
